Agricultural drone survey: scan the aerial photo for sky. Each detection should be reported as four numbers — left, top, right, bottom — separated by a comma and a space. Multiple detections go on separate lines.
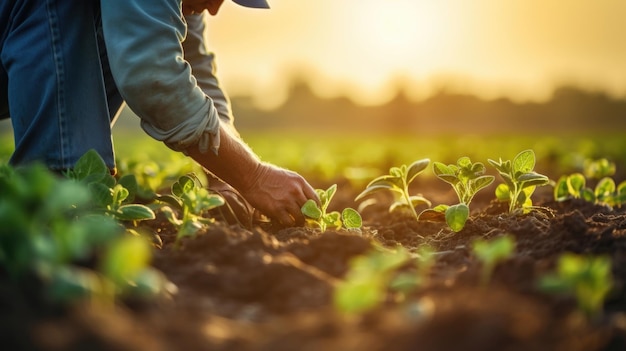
206, 0, 626, 107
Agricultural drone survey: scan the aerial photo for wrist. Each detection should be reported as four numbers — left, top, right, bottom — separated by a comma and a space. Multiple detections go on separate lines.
237, 161, 269, 194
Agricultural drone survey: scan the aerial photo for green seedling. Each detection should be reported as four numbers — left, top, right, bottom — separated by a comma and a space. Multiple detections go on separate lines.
302, 184, 362, 231
472, 235, 516, 286
488, 149, 550, 213
334, 244, 436, 314
0, 162, 169, 304
430, 157, 495, 232
355, 159, 431, 221
157, 174, 225, 242
388, 244, 436, 296
583, 158, 616, 180
334, 245, 411, 314
66, 150, 155, 224
554, 172, 626, 208
538, 253, 613, 318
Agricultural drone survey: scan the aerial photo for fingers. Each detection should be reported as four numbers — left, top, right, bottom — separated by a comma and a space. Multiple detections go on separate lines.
273, 200, 305, 227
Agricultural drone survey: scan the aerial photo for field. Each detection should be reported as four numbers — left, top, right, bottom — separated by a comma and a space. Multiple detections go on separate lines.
2, 131, 626, 350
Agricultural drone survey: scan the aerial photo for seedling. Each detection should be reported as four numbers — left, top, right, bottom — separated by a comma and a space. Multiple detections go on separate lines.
554, 172, 626, 208
538, 253, 613, 318
583, 158, 616, 180
157, 174, 225, 242
333, 245, 411, 314
472, 235, 516, 286
334, 244, 436, 314
389, 244, 436, 296
430, 156, 494, 232
0, 162, 169, 303
66, 149, 156, 224
355, 159, 431, 221
488, 149, 550, 213
302, 184, 362, 231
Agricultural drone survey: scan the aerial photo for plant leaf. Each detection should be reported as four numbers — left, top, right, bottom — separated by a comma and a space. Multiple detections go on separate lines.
301, 199, 322, 220
73, 149, 109, 182
116, 204, 156, 221
406, 158, 430, 184
567, 173, 586, 196
471, 175, 495, 193
518, 172, 550, 188
445, 203, 469, 232
512, 149, 535, 174
341, 208, 362, 229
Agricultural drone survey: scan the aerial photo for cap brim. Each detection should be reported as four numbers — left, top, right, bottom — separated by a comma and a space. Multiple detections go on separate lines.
232, 0, 270, 9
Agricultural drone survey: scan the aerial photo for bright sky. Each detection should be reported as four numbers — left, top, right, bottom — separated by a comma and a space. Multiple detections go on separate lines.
207, 0, 626, 107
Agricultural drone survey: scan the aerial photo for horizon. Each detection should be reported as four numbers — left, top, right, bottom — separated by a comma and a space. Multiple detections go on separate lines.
208, 0, 626, 109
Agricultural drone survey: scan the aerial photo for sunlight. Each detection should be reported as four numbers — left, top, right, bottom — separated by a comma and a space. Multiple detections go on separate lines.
349, 1, 444, 61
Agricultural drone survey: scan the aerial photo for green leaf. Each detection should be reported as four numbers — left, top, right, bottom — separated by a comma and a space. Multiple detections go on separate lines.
325, 184, 337, 202
355, 184, 394, 202
567, 173, 586, 196
116, 204, 156, 221
334, 277, 384, 314
72, 149, 109, 182
406, 158, 430, 183
554, 175, 570, 201
89, 182, 113, 207
445, 203, 469, 232
323, 211, 342, 229
512, 149, 535, 174
581, 188, 595, 202
155, 194, 183, 210
518, 172, 550, 188
118, 175, 138, 203
595, 177, 616, 200
48, 266, 102, 302
101, 235, 151, 286
432, 162, 454, 177
341, 208, 362, 229
471, 175, 495, 193
436, 174, 459, 185
457, 156, 472, 168
172, 175, 195, 198
301, 199, 322, 220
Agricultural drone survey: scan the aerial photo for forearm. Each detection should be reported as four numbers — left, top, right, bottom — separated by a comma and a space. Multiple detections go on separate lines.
186, 124, 260, 192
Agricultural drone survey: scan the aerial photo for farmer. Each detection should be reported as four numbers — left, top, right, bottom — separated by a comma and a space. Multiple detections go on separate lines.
0, 0, 317, 227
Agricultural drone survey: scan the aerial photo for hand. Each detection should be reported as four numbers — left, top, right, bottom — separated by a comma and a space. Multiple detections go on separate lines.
238, 163, 318, 227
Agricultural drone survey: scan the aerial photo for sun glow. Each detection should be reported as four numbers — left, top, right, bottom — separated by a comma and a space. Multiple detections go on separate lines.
208, 0, 626, 106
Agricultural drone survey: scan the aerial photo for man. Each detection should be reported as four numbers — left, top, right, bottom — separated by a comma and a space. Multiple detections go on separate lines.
0, 0, 317, 227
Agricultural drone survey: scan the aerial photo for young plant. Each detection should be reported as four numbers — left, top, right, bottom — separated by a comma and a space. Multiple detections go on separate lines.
333, 245, 411, 314
334, 244, 437, 314
355, 159, 431, 221
538, 253, 613, 318
554, 173, 626, 208
471, 235, 516, 286
65, 149, 156, 224
157, 174, 226, 242
0, 162, 169, 304
431, 156, 495, 232
302, 184, 362, 231
583, 158, 616, 180
488, 149, 550, 213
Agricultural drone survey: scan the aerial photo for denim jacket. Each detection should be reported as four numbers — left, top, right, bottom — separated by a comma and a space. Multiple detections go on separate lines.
101, 0, 229, 154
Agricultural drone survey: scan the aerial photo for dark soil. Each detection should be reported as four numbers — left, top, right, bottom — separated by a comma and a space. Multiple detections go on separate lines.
3, 180, 626, 351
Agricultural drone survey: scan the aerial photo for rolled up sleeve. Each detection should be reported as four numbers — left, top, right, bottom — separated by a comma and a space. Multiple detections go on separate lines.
101, 0, 220, 153
183, 13, 234, 126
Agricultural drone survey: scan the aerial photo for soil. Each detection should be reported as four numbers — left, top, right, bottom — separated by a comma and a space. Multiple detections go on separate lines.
2, 178, 626, 351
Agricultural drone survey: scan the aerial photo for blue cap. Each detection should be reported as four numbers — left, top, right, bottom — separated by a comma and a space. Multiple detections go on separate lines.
232, 0, 270, 9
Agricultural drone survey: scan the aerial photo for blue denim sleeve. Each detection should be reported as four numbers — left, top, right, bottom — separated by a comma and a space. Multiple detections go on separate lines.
101, 0, 220, 154
183, 13, 234, 126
